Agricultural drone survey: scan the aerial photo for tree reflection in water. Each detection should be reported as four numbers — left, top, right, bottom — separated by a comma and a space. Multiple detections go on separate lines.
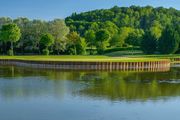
0, 65, 180, 101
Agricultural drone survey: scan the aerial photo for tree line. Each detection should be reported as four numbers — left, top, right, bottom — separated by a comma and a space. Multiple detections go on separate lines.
0, 6, 180, 55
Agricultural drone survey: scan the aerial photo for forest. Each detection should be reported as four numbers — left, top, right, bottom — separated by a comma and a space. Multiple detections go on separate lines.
0, 6, 180, 55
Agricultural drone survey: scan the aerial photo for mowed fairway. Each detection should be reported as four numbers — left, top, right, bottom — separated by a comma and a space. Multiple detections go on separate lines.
0, 55, 170, 62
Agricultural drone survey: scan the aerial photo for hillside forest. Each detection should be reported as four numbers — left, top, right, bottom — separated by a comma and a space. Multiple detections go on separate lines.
0, 6, 180, 55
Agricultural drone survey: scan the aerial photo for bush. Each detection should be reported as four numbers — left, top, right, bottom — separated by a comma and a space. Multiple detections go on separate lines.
8, 49, 14, 56
42, 49, 49, 55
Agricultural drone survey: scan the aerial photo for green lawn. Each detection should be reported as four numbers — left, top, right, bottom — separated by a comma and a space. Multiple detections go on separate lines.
0, 55, 170, 62
104, 50, 180, 58
105, 50, 143, 56
131, 54, 180, 58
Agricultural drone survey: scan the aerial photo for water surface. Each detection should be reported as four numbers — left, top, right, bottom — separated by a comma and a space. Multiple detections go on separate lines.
0, 65, 180, 120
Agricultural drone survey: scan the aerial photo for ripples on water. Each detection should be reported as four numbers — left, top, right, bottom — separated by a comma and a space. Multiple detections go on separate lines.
0, 65, 180, 120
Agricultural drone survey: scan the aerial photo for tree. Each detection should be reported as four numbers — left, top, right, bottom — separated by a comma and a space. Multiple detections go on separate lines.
66, 32, 81, 55
158, 26, 179, 54
40, 33, 54, 55
149, 21, 162, 40
76, 38, 87, 55
27, 20, 48, 54
13, 17, 30, 54
0, 17, 12, 28
126, 29, 144, 46
101, 21, 118, 37
0, 18, 13, 54
0, 6, 179, 55
95, 29, 110, 54
141, 31, 157, 54
101, 21, 119, 46
116, 27, 134, 47
85, 30, 96, 54
48, 19, 69, 54
0, 23, 21, 55
110, 33, 124, 47
89, 22, 99, 32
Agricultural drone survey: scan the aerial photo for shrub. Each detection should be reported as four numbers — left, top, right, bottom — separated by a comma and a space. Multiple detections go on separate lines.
8, 49, 14, 56
42, 49, 49, 55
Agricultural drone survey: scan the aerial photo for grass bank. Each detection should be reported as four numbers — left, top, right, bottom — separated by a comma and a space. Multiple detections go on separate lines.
0, 55, 170, 62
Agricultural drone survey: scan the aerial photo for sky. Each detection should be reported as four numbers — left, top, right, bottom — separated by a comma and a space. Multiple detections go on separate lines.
0, 0, 180, 20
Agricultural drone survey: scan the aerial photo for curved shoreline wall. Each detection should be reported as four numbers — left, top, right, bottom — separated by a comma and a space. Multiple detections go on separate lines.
0, 59, 171, 72
172, 58, 180, 63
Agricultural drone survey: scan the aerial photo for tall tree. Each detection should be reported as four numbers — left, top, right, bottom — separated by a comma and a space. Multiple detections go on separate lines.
13, 17, 30, 54
149, 20, 162, 40
66, 32, 81, 55
0, 17, 12, 28
141, 31, 157, 54
27, 20, 48, 54
126, 29, 144, 46
0, 23, 21, 55
158, 26, 179, 54
48, 19, 69, 54
40, 33, 55, 55
95, 29, 110, 54
116, 27, 134, 47
85, 30, 96, 55
76, 38, 87, 55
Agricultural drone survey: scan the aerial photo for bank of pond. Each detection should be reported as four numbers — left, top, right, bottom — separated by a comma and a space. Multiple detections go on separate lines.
0, 55, 179, 71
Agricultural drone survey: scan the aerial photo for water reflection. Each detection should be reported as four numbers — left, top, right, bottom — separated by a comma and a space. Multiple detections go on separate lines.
0, 65, 180, 101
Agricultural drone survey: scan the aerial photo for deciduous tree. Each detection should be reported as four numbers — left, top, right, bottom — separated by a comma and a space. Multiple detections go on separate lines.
0, 23, 21, 55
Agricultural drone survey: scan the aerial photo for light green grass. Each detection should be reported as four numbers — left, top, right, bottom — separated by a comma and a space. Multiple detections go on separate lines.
130, 54, 180, 58
105, 51, 180, 60
0, 55, 169, 62
105, 50, 143, 56
105, 50, 180, 58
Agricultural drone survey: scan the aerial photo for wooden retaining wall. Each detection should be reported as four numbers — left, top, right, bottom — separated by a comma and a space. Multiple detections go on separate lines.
0, 59, 171, 72
172, 58, 180, 63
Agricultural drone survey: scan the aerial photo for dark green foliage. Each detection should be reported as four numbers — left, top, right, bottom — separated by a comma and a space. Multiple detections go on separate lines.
95, 29, 110, 54
66, 32, 87, 55
66, 31, 80, 55
0, 23, 21, 55
141, 31, 157, 54
0, 18, 70, 55
48, 19, 69, 54
7, 49, 14, 56
66, 6, 180, 55
40, 33, 54, 55
40, 33, 54, 48
85, 30, 96, 54
76, 38, 87, 55
0, 23, 21, 43
0, 6, 179, 55
126, 29, 144, 46
158, 26, 180, 54
42, 49, 49, 55
96, 29, 110, 43
66, 6, 179, 36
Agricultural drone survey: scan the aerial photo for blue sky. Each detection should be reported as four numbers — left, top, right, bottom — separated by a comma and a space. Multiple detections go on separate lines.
0, 0, 180, 20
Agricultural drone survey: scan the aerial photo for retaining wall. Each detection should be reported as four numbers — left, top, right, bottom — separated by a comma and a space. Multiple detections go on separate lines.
172, 58, 180, 63
0, 59, 171, 72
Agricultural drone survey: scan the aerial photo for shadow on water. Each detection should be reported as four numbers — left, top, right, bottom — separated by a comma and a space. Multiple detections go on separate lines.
0, 64, 180, 102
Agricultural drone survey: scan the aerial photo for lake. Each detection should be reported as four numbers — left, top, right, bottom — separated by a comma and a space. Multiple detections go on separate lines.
0, 65, 180, 120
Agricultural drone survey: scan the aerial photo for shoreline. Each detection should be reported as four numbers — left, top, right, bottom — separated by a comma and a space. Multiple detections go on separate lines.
0, 59, 171, 71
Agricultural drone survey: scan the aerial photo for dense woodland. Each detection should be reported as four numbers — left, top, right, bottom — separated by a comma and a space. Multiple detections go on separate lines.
0, 6, 180, 55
